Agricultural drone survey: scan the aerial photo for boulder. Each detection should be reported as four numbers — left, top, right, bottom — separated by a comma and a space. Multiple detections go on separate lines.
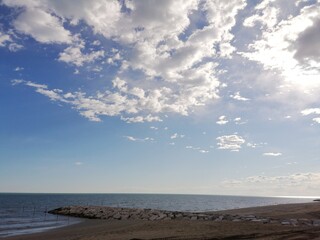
113, 213, 121, 220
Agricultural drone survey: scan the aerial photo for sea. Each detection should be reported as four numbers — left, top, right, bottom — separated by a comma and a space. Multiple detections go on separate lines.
0, 193, 313, 238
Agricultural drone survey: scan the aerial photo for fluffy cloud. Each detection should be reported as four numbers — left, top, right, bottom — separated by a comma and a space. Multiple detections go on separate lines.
12, 7, 72, 44
293, 18, 320, 65
313, 118, 320, 124
49, 0, 122, 37
216, 134, 245, 152
0, 31, 23, 51
4, 0, 320, 125
301, 108, 320, 124
216, 115, 228, 125
8, 43, 23, 52
301, 108, 320, 115
230, 92, 250, 101
241, 0, 320, 90
58, 44, 105, 66
0, 31, 11, 46
233, 117, 246, 125
263, 152, 282, 157
243, 0, 279, 28
12, 79, 167, 123
4, 0, 250, 122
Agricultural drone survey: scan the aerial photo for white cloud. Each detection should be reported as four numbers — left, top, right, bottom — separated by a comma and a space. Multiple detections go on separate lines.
216, 134, 245, 152
294, 18, 320, 65
107, 0, 245, 117
222, 172, 320, 195
121, 115, 162, 123
170, 133, 185, 139
301, 108, 320, 124
233, 117, 247, 125
312, 118, 320, 124
243, 0, 279, 28
14, 67, 24, 71
247, 143, 258, 148
106, 51, 122, 66
12, 7, 72, 44
13, 79, 172, 123
92, 40, 101, 46
185, 145, 209, 153
247, 142, 266, 149
199, 150, 209, 153
301, 108, 320, 115
74, 161, 83, 166
6, 0, 250, 122
48, 0, 121, 37
15, 80, 66, 103
5, 1, 320, 127
58, 39, 105, 66
263, 152, 282, 157
241, 1, 320, 91
124, 136, 154, 142
8, 43, 23, 52
216, 115, 228, 125
170, 133, 178, 139
11, 79, 24, 85
0, 31, 11, 47
35, 88, 65, 102
125, 136, 137, 141
24, 81, 48, 89
0, 31, 23, 51
230, 92, 250, 101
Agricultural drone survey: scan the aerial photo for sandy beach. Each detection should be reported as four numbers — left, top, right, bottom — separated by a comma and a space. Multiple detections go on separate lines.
4, 202, 320, 240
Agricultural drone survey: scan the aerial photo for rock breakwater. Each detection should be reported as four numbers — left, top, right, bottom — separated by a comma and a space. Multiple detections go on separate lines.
49, 205, 320, 227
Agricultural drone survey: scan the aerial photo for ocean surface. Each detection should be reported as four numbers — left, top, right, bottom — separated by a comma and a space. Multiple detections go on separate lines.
0, 193, 313, 238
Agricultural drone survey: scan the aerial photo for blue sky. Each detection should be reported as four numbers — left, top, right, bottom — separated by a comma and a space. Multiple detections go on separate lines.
1, 0, 320, 196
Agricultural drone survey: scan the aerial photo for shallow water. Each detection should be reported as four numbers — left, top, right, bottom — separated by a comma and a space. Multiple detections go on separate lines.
0, 193, 312, 238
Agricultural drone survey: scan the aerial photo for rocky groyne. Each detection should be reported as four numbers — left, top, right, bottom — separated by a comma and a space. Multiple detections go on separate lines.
48, 205, 320, 227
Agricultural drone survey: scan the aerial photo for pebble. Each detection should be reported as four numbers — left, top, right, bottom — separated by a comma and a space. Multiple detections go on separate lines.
281, 221, 291, 225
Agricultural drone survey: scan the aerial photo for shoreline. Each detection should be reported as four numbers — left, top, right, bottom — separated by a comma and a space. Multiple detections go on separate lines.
3, 202, 320, 240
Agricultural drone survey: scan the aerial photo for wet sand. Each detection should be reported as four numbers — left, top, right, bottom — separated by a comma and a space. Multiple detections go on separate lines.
4, 202, 320, 240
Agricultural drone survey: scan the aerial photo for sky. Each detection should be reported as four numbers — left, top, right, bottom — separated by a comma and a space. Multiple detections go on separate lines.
0, 0, 320, 197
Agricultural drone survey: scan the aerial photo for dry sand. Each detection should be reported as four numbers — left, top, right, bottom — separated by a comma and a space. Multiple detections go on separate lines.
4, 202, 320, 240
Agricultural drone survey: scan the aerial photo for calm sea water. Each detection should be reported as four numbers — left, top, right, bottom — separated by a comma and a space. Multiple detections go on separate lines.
0, 193, 312, 238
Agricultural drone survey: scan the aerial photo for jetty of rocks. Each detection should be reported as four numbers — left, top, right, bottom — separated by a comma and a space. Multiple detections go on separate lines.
49, 205, 320, 227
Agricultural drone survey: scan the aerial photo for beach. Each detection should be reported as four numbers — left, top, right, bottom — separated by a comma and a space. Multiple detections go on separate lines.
4, 202, 320, 240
